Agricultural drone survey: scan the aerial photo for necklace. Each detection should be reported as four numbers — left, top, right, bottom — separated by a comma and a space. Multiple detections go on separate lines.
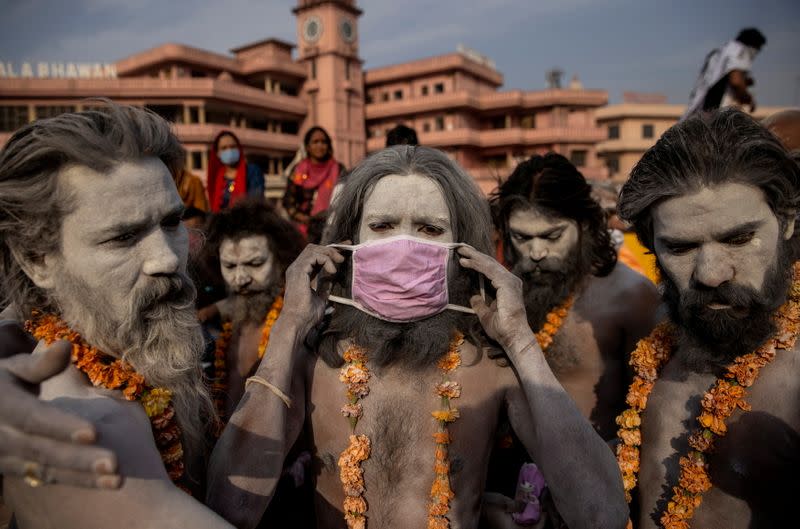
535, 296, 574, 351
615, 263, 800, 528
338, 332, 464, 529
26, 313, 187, 486
212, 295, 283, 426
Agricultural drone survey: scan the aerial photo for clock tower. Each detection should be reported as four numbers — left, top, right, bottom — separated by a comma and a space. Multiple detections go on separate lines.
294, 0, 365, 168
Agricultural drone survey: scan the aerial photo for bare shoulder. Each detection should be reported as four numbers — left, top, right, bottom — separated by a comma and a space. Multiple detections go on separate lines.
599, 262, 658, 304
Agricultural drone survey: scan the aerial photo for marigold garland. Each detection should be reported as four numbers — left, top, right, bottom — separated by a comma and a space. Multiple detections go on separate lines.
337, 333, 464, 529
614, 262, 800, 529
25, 313, 187, 487
212, 295, 283, 427
535, 296, 574, 351
429, 331, 464, 529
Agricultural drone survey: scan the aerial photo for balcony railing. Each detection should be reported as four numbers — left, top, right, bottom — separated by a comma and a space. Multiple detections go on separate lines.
0, 78, 307, 117
173, 124, 300, 152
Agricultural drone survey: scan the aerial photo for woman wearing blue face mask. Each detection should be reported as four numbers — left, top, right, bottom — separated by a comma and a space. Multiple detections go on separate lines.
207, 130, 265, 212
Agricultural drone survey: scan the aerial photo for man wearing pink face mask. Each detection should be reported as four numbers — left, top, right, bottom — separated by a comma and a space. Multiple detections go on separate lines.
207, 146, 628, 529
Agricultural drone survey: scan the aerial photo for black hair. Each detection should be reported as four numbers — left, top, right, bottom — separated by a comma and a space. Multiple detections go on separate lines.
386, 124, 419, 147
736, 28, 766, 50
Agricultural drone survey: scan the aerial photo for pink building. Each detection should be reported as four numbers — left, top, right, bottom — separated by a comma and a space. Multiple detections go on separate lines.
0, 0, 609, 196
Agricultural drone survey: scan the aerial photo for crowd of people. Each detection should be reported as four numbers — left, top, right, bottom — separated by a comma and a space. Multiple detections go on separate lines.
0, 44, 797, 529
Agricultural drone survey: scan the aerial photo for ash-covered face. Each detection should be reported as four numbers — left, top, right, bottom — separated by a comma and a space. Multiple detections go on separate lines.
508, 206, 579, 280
653, 182, 795, 358
358, 173, 453, 243
219, 235, 276, 295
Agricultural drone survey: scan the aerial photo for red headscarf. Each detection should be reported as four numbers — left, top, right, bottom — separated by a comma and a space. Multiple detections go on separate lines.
207, 130, 247, 212
292, 157, 341, 215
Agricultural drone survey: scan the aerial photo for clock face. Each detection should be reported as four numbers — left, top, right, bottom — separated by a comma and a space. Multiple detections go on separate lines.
303, 16, 322, 43
340, 18, 355, 43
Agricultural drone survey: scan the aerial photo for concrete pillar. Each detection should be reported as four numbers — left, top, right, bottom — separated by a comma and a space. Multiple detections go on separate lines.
198, 105, 206, 125
27, 104, 36, 123
182, 105, 191, 124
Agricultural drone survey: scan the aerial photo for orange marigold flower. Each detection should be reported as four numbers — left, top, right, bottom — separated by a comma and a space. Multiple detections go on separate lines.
344, 512, 366, 529
616, 445, 640, 474
435, 381, 462, 399
616, 409, 641, 429
660, 512, 690, 529
429, 502, 449, 517
343, 495, 367, 514
698, 412, 727, 435
432, 408, 460, 423
677, 457, 712, 494
434, 460, 450, 474
618, 428, 642, 446
432, 432, 451, 444
621, 473, 637, 492
437, 352, 461, 372
625, 378, 654, 409
341, 403, 363, 419
428, 517, 449, 529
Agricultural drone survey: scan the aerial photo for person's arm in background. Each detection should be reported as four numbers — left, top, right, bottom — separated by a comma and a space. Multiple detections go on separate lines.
246, 163, 265, 198
728, 70, 755, 111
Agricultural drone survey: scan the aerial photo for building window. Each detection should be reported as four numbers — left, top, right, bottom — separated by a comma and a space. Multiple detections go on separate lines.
435, 116, 445, 131
491, 116, 506, 129
189, 106, 200, 124
642, 124, 654, 139
606, 156, 620, 176
366, 94, 374, 104
0, 106, 28, 132
422, 122, 431, 133
34, 106, 75, 120
520, 114, 536, 129
345, 59, 351, 81
608, 124, 620, 139
434, 83, 444, 94
382, 92, 389, 102
191, 151, 203, 170
310, 59, 316, 80
421, 85, 429, 96
570, 150, 587, 167
394, 90, 403, 100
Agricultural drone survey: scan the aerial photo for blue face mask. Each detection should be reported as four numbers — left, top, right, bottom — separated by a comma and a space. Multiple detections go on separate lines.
219, 148, 240, 166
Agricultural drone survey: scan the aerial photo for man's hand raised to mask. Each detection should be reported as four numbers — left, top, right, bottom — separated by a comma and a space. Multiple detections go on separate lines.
456, 246, 532, 351
281, 243, 346, 338
0, 328, 120, 489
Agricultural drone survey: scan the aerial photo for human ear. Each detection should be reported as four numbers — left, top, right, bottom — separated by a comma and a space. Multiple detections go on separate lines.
783, 211, 796, 240
11, 247, 58, 290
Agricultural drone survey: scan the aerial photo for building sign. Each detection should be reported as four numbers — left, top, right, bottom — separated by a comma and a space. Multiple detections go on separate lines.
0, 62, 117, 79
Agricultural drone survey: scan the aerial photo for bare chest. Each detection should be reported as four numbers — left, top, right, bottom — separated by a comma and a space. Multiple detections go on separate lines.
638, 349, 800, 529
308, 358, 506, 528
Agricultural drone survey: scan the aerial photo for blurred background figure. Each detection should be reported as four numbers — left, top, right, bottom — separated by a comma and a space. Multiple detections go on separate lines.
282, 126, 344, 235
385, 123, 419, 146
175, 167, 209, 212
682, 27, 766, 120
207, 130, 265, 212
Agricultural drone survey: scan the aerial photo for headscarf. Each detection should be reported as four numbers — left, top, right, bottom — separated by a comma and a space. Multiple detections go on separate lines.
207, 130, 247, 212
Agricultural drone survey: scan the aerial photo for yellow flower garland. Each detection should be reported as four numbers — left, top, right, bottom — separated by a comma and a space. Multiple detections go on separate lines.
25, 313, 187, 487
615, 262, 800, 529
337, 332, 464, 529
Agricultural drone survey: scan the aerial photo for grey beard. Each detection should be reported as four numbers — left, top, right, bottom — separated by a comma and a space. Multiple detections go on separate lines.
51, 269, 215, 467
229, 284, 281, 329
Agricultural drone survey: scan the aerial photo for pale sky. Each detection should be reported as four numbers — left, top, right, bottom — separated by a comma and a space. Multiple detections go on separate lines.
1, 0, 798, 105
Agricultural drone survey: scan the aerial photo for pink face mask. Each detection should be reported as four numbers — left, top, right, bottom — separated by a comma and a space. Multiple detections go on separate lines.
327, 235, 477, 322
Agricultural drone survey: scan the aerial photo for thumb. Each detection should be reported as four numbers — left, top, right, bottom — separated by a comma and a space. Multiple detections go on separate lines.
469, 294, 492, 321
2, 340, 72, 384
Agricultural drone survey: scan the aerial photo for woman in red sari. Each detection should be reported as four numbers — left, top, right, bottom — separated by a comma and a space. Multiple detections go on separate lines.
282, 126, 344, 235
207, 130, 265, 212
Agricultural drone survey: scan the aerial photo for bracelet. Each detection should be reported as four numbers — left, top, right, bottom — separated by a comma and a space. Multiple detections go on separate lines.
245, 376, 293, 409
511, 337, 539, 357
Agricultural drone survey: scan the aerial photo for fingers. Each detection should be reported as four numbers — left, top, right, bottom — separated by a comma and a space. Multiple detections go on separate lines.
289, 244, 344, 280
469, 294, 492, 321
0, 457, 121, 489
0, 424, 117, 475
1, 340, 71, 384
0, 372, 97, 444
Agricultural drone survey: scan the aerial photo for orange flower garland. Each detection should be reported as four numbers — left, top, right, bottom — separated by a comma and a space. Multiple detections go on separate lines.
429, 331, 464, 529
25, 313, 186, 486
338, 344, 371, 529
615, 262, 800, 528
535, 296, 574, 351
212, 295, 284, 426
337, 333, 464, 529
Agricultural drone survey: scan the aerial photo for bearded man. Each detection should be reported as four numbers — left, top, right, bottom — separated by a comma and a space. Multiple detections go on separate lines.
0, 104, 232, 527
206, 145, 628, 529
616, 108, 800, 528
491, 154, 661, 439
198, 198, 303, 420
